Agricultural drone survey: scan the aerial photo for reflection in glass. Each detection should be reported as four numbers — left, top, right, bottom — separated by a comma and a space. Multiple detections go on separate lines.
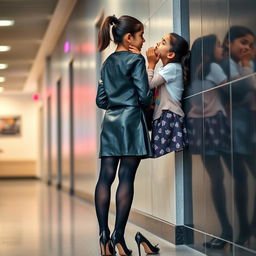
231, 75, 256, 250
187, 34, 227, 96
221, 26, 255, 81
186, 34, 234, 250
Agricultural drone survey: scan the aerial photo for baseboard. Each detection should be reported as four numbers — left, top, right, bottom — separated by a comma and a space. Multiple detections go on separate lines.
72, 188, 185, 244
0, 160, 37, 177
0, 176, 40, 180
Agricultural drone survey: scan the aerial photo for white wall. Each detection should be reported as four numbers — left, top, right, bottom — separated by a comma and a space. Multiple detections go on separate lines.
0, 95, 40, 162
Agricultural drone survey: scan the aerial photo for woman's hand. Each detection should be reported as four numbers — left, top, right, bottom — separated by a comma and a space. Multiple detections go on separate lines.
129, 45, 141, 54
146, 47, 160, 69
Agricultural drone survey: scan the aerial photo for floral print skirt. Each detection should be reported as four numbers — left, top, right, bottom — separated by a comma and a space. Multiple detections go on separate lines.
186, 111, 231, 155
151, 110, 188, 158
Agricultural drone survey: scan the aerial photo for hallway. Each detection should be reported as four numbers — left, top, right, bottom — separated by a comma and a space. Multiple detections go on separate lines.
0, 180, 203, 256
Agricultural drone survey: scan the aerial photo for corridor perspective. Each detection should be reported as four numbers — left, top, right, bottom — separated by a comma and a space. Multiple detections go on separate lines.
0, 180, 202, 255
0, 0, 255, 255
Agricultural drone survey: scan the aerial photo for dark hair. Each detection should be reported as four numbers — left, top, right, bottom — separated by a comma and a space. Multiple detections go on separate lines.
190, 34, 218, 81
98, 15, 143, 52
223, 25, 255, 54
169, 33, 190, 86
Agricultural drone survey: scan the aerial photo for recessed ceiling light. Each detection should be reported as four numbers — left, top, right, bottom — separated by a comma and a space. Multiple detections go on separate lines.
0, 87, 4, 93
0, 20, 15, 26
0, 77, 6, 82
0, 64, 8, 69
0, 46, 11, 52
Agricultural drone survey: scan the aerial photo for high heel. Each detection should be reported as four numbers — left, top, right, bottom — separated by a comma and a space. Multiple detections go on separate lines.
135, 232, 160, 256
235, 230, 252, 246
203, 231, 233, 249
203, 237, 229, 249
111, 231, 132, 256
99, 230, 115, 256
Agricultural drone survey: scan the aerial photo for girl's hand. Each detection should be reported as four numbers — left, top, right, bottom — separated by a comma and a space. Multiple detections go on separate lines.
241, 48, 254, 67
129, 45, 141, 54
146, 47, 160, 69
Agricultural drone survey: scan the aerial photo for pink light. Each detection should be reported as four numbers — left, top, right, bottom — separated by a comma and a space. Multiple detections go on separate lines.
33, 93, 40, 101
64, 41, 70, 53
81, 43, 95, 53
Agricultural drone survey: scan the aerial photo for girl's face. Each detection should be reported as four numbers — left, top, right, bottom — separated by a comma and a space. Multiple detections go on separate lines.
214, 39, 224, 62
155, 34, 172, 58
230, 34, 255, 62
130, 28, 145, 51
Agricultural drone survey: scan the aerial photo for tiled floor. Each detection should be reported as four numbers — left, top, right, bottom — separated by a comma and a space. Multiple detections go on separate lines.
0, 180, 204, 256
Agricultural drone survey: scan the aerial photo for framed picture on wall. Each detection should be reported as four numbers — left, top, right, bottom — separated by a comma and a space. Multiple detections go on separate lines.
0, 116, 21, 136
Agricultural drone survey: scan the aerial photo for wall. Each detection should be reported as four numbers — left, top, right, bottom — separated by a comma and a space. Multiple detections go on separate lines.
0, 95, 41, 177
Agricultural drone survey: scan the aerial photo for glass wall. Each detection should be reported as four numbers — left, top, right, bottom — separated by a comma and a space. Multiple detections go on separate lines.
184, 0, 256, 254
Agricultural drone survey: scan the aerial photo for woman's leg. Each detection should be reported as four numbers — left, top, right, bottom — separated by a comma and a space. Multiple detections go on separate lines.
114, 156, 141, 236
95, 156, 119, 235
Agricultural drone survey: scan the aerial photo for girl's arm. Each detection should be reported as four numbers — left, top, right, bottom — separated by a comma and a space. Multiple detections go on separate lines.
147, 69, 166, 89
146, 47, 164, 89
96, 79, 109, 109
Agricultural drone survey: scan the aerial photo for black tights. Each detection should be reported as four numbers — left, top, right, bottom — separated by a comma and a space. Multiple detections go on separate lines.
94, 156, 141, 237
204, 154, 233, 238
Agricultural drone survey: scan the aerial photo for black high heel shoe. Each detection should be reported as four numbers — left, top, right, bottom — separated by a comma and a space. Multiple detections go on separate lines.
235, 230, 252, 246
203, 237, 229, 249
203, 231, 233, 249
99, 230, 115, 256
135, 232, 160, 256
111, 231, 132, 256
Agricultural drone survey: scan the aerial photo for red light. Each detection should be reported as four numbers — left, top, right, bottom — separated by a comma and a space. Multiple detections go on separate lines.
33, 93, 40, 101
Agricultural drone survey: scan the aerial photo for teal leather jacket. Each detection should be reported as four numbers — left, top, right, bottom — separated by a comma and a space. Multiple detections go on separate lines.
96, 51, 153, 158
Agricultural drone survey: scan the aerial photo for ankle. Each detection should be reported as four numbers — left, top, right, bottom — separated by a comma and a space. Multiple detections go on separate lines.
100, 229, 110, 237
112, 229, 124, 238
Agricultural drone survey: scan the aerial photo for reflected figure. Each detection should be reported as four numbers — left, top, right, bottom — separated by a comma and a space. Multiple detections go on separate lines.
187, 34, 233, 249
221, 26, 256, 247
222, 25, 255, 81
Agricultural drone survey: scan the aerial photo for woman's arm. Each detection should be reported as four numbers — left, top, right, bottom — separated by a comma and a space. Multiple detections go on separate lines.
96, 79, 109, 109
131, 55, 153, 107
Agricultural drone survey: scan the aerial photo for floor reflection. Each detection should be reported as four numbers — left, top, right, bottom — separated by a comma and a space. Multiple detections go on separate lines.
0, 180, 202, 256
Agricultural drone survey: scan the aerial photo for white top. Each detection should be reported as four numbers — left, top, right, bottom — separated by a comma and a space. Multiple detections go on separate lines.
188, 63, 227, 118
205, 63, 227, 86
158, 63, 184, 102
147, 68, 184, 120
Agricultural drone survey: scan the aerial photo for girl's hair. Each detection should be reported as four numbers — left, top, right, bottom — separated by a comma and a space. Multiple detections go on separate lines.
190, 34, 218, 81
169, 33, 190, 86
223, 25, 255, 54
98, 15, 143, 52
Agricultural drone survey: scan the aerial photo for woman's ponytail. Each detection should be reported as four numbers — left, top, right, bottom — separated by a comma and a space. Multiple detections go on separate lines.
98, 15, 119, 52
98, 15, 143, 52
181, 50, 191, 87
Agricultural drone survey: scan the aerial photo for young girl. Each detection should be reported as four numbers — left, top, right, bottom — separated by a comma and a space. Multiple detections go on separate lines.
95, 15, 157, 256
146, 33, 190, 157
222, 25, 255, 80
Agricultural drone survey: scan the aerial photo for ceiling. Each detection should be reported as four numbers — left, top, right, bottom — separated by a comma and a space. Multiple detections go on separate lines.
0, 0, 58, 92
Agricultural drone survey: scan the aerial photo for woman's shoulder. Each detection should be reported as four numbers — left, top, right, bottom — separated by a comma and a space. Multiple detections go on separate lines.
104, 51, 145, 66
